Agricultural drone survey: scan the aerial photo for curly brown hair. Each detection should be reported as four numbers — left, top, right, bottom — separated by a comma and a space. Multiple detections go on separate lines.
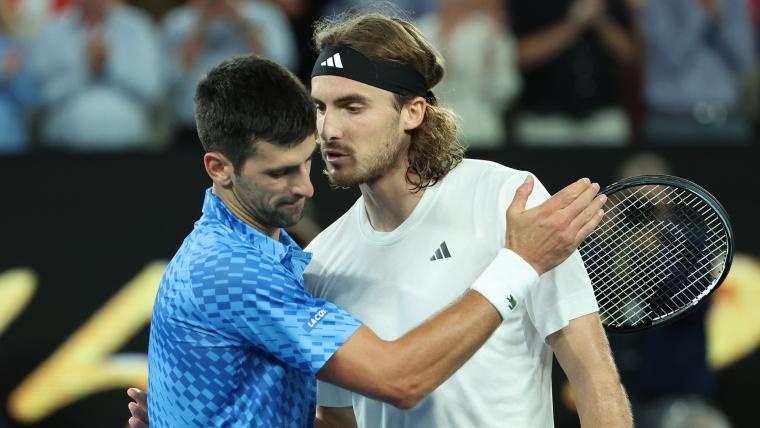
313, 12, 466, 192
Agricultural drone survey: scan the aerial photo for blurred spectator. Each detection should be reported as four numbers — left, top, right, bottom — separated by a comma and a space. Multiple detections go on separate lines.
747, 0, 760, 133
162, 0, 297, 149
0, 0, 39, 154
610, 152, 731, 428
509, 0, 637, 146
637, 396, 732, 428
29, 0, 163, 150
642, 0, 755, 145
417, 0, 521, 148
321, 0, 436, 19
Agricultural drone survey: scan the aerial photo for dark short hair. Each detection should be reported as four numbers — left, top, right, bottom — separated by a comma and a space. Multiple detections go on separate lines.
194, 55, 316, 171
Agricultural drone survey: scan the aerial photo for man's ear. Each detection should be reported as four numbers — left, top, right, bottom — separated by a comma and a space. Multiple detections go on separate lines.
401, 96, 427, 131
203, 152, 234, 187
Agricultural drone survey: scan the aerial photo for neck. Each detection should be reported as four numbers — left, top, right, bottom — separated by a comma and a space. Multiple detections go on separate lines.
358, 160, 426, 232
211, 184, 280, 241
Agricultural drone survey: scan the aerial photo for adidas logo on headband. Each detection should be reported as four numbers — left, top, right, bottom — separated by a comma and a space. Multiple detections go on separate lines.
320, 53, 343, 69
312, 46, 433, 102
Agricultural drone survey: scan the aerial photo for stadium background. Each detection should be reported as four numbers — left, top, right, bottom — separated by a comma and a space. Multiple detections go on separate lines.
1, 147, 759, 427
1, 0, 760, 426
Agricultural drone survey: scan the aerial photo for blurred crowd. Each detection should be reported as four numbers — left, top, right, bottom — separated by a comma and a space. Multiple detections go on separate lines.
0, 0, 758, 154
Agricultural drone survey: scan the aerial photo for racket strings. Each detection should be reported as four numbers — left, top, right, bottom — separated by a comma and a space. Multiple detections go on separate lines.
580, 184, 729, 329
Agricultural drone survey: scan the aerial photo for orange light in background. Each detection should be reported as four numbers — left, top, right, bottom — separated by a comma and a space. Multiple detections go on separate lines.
0, 269, 37, 336
6, 261, 165, 423
707, 253, 760, 370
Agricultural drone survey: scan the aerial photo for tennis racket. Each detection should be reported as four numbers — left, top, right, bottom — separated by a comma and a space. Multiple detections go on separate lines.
579, 175, 734, 333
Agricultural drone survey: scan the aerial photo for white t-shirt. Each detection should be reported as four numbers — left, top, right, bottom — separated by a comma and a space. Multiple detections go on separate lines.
304, 159, 598, 427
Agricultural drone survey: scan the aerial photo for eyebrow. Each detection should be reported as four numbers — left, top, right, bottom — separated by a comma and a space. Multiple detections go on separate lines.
263, 144, 319, 173
313, 93, 371, 105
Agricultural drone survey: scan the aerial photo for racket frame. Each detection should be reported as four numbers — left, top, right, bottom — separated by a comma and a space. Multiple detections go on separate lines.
586, 174, 735, 334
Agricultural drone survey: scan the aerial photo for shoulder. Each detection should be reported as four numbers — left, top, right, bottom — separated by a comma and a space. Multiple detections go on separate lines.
447, 158, 530, 190
184, 223, 281, 286
447, 158, 550, 211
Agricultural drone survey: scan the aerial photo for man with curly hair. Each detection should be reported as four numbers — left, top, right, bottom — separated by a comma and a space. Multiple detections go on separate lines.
305, 12, 632, 428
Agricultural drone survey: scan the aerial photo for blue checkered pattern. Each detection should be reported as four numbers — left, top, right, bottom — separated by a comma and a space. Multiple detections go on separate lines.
148, 189, 362, 427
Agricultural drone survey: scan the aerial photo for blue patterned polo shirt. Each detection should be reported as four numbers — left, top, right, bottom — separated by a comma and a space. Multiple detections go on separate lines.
148, 189, 362, 427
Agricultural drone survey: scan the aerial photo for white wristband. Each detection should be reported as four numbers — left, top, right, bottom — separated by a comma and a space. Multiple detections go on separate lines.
470, 249, 540, 320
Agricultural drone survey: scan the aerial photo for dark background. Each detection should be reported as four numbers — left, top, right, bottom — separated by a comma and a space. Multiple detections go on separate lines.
0, 146, 758, 427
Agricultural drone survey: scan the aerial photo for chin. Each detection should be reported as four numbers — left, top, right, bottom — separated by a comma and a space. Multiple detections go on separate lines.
327, 170, 364, 187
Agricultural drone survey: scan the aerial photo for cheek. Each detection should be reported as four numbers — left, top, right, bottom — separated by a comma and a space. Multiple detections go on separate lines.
316, 115, 324, 134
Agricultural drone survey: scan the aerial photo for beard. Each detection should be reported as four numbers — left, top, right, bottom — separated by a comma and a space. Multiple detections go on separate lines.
323, 117, 407, 187
257, 197, 305, 229
233, 185, 305, 230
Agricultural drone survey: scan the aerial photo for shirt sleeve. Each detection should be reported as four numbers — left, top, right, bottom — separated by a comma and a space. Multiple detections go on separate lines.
189, 243, 362, 376
316, 380, 354, 407
509, 175, 599, 339
487, 169, 599, 339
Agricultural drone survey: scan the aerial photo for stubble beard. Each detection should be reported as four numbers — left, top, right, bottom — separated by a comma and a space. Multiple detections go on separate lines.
234, 184, 305, 230
325, 119, 406, 187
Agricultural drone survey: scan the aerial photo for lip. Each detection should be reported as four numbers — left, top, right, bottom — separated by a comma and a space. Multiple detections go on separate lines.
281, 197, 305, 209
322, 149, 349, 163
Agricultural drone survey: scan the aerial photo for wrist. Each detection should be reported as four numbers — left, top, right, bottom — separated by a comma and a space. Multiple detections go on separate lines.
470, 249, 540, 320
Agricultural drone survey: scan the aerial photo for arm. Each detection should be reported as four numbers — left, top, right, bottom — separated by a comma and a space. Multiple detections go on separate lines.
317, 177, 607, 409
516, 17, 586, 69
315, 406, 358, 428
592, 15, 638, 65
550, 313, 632, 428
515, 0, 602, 69
317, 290, 502, 409
128, 177, 607, 422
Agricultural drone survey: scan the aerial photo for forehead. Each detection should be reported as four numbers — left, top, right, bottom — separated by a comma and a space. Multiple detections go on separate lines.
248, 135, 316, 166
311, 75, 394, 104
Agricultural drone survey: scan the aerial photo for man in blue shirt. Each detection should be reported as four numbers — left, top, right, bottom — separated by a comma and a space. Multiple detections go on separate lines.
134, 54, 605, 427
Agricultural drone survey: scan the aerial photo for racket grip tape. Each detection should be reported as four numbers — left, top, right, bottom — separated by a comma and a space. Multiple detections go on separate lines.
471, 249, 539, 320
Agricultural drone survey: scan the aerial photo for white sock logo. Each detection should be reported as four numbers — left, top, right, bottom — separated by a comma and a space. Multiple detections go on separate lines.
320, 53, 344, 69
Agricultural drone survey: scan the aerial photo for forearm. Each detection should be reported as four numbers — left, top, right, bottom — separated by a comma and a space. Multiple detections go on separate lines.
384, 290, 502, 404
516, 18, 584, 69
552, 314, 632, 428
593, 17, 638, 65
319, 290, 501, 409
573, 371, 632, 427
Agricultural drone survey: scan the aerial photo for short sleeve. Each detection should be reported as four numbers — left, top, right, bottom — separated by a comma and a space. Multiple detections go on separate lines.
189, 245, 362, 376
527, 251, 599, 340
316, 380, 354, 407
488, 170, 599, 339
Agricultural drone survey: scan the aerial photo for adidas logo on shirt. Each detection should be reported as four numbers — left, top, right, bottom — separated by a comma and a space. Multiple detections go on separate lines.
429, 241, 452, 261
320, 53, 343, 69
